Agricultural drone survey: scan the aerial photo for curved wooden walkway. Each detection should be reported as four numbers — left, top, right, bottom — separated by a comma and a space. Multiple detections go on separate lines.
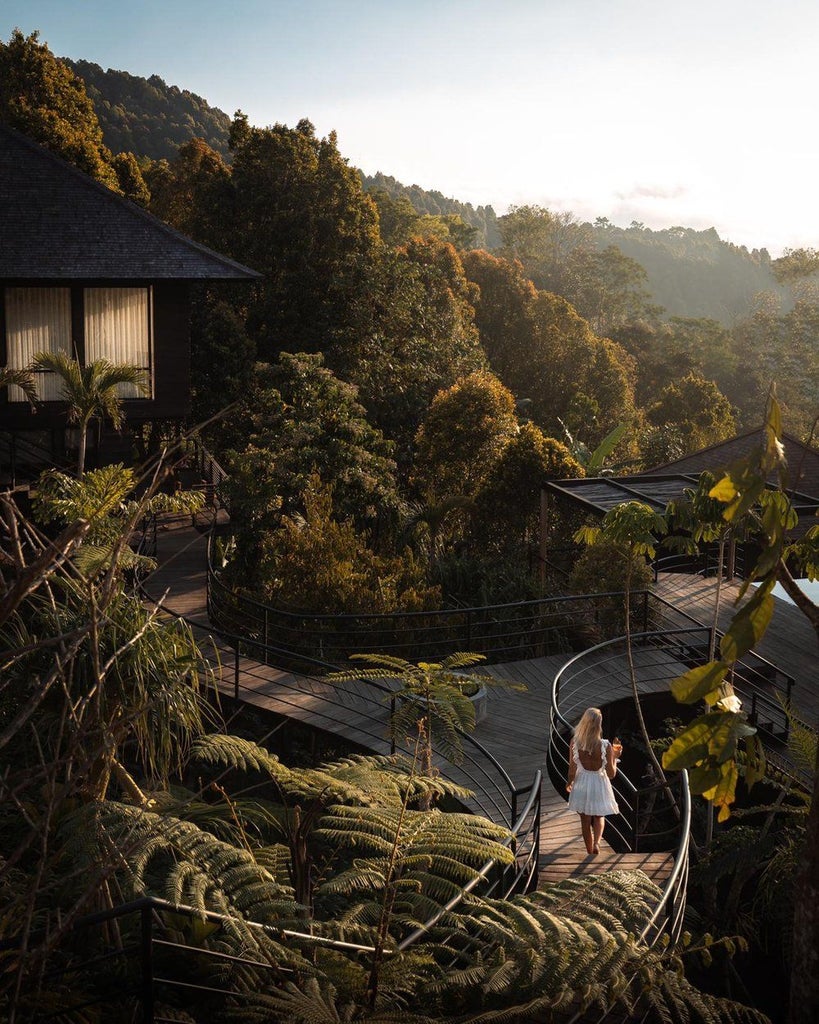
144, 514, 689, 886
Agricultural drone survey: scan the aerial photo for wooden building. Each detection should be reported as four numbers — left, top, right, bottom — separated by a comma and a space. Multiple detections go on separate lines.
638, 428, 819, 501
0, 124, 259, 482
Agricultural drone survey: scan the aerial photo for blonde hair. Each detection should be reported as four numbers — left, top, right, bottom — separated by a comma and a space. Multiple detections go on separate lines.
574, 707, 603, 754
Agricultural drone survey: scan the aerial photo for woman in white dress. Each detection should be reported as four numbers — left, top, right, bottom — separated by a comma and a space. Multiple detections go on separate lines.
566, 707, 622, 855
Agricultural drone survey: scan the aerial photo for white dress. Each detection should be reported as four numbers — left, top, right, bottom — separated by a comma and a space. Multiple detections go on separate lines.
567, 739, 619, 816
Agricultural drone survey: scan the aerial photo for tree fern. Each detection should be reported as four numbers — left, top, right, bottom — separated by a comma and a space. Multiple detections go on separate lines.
64, 801, 300, 936
327, 653, 524, 805
533, 869, 662, 936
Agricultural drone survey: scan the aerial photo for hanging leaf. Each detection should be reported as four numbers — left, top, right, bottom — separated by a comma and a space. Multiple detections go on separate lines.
670, 661, 729, 705
703, 760, 739, 822
662, 711, 756, 771
720, 588, 774, 662
743, 733, 767, 792
686, 764, 723, 795
573, 524, 601, 546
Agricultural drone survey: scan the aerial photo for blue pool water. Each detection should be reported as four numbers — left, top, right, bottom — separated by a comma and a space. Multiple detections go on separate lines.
770, 579, 819, 605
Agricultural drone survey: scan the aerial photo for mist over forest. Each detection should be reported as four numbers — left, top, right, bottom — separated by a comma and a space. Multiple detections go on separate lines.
67, 57, 798, 327
3, 27, 819, 1024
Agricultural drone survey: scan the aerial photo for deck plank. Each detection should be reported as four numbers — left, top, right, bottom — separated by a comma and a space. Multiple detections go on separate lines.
146, 523, 811, 891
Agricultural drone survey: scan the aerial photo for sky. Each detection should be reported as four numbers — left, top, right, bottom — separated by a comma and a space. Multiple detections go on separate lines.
3, 0, 819, 255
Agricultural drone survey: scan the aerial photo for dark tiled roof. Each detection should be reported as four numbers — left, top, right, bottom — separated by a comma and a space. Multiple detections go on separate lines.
0, 124, 260, 280
544, 470, 818, 540
641, 429, 819, 501
543, 474, 701, 513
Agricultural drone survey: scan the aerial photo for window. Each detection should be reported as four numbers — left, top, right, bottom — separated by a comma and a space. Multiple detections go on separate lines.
4, 287, 71, 400
2, 286, 153, 402
84, 287, 152, 398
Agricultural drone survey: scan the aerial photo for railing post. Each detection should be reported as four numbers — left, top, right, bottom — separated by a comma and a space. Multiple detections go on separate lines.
642, 590, 649, 634
234, 645, 240, 701
263, 609, 269, 665
633, 790, 640, 853
140, 903, 154, 1024
466, 609, 472, 647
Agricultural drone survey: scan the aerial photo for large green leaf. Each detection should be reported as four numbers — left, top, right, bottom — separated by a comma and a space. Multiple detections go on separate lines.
720, 588, 774, 662
662, 711, 756, 771
586, 422, 628, 474
670, 661, 728, 705
686, 764, 723, 795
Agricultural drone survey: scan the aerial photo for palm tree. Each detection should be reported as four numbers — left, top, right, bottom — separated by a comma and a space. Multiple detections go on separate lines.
328, 652, 522, 809
0, 366, 37, 404
30, 351, 147, 476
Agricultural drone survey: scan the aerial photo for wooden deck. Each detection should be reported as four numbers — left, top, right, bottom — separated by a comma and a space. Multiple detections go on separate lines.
145, 519, 717, 888
656, 572, 819, 727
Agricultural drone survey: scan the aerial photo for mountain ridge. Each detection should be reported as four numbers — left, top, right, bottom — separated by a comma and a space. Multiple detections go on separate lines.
67, 57, 789, 324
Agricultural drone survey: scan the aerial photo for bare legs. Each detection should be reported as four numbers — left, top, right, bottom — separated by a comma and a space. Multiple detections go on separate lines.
579, 814, 605, 855
592, 815, 605, 853
579, 814, 595, 854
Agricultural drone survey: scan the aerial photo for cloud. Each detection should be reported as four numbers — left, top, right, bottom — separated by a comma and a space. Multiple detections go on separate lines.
615, 184, 688, 201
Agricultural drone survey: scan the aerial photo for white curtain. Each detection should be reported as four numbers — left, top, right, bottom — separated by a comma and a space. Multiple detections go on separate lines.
84, 287, 152, 398
4, 287, 72, 400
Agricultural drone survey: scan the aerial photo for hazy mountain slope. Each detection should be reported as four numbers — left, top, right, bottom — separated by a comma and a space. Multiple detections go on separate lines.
66, 57, 787, 324
590, 221, 789, 323
361, 171, 501, 250
66, 59, 231, 161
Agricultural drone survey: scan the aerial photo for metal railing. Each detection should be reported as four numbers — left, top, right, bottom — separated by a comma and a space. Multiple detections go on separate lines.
0, 428, 75, 488
25, 776, 542, 1024
186, 434, 229, 508
207, 559, 708, 668
137, 536, 543, 947
187, 609, 538, 843
653, 544, 749, 582
548, 631, 694, 949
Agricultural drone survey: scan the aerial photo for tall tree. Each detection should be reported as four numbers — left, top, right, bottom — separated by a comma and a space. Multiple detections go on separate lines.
646, 372, 737, 456
472, 422, 583, 555
334, 236, 485, 458
412, 369, 518, 502
227, 114, 380, 359
498, 204, 593, 301
0, 30, 134, 193
222, 353, 400, 585
30, 352, 147, 476
144, 137, 234, 250
461, 249, 538, 372
503, 290, 636, 443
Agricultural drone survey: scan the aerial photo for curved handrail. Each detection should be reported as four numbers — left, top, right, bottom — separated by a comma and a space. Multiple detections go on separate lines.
208, 553, 703, 666
397, 767, 542, 951
637, 770, 691, 946
549, 629, 694, 950
140, 533, 542, 960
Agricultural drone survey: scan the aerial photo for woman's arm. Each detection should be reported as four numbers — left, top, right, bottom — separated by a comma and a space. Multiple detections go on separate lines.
567, 739, 577, 791
605, 741, 618, 779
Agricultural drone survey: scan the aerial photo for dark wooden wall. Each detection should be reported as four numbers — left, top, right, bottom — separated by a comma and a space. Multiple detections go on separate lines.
0, 280, 191, 431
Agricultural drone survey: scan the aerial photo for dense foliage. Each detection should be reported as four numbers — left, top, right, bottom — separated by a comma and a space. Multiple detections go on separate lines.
67, 58, 232, 160
0, 477, 777, 1023
0, 30, 144, 199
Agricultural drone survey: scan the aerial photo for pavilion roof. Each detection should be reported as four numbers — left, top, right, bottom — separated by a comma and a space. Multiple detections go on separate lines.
0, 124, 260, 281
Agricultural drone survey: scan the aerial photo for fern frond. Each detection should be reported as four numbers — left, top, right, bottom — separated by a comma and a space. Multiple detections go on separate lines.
190, 733, 285, 777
